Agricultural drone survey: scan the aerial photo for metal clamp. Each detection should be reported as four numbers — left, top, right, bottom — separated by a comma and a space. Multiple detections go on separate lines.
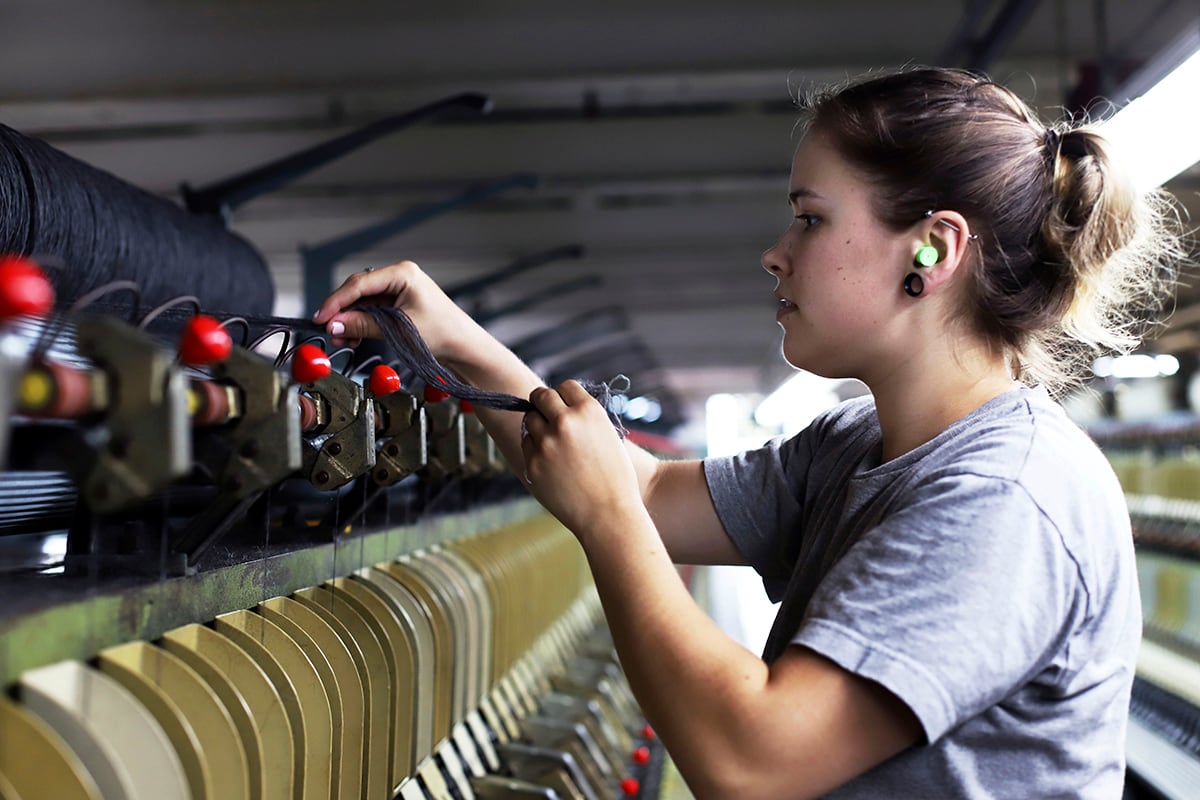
300, 371, 376, 490
373, 389, 427, 485
424, 401, 466, 480
73, 316, 190, 512
462, 413, 504, 477
202, 347, 302, 496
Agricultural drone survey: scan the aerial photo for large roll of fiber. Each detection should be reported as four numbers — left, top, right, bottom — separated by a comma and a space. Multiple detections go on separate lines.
0, 124, 274, 315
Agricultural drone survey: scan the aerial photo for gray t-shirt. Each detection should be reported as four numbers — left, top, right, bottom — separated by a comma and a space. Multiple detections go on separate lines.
703, 386, 1139, 798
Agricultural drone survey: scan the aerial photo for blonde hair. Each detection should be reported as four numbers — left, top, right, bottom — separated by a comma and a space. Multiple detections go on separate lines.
800, 67, 1189, 393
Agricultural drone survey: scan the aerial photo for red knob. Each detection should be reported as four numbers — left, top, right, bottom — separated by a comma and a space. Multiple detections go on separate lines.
632, 746, 650, 765
423, 383, 451, 403
459, 399, 474, 413
369, 364, 402, 396
642, 725, 656, 741
179, 315, 232, 366
620, 777, 640, 797
0, 255, 55, 320
292, 343, 332, 384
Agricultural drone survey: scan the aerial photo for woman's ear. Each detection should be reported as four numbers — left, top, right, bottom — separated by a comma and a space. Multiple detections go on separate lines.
914, 210, 973, 295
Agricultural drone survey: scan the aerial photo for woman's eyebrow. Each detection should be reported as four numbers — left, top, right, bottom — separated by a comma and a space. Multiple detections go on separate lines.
788, 187, 823, 206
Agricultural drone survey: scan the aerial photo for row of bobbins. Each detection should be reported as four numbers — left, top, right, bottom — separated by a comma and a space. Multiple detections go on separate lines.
0, 516, 660, 800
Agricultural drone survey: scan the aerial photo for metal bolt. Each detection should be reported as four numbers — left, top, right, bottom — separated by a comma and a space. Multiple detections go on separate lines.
240, 440, 259, 459
328, 442, 342, 456
386, 444, 400, 457
315, 470, 330, 484
376, 469, 388, 481
109, 437, 129, 459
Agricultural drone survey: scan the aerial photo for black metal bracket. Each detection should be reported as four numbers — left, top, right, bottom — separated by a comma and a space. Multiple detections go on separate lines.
181, 91, 493, 221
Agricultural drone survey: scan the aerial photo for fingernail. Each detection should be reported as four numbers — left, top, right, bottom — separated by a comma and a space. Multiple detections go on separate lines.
330, 321, 345, 336
311, 310, 320, 322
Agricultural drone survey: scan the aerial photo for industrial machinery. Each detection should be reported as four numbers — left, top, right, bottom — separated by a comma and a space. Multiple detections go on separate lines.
1092, 419, 1200, 798
0, 259, 669, 800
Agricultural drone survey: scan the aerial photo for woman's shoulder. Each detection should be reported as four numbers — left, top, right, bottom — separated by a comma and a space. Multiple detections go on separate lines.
928, 387, 1131, 598
928, 386, 1109, 484
801, 393, 880, 445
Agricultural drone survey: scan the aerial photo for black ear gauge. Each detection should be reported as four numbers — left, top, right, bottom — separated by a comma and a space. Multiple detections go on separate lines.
903, 273, 924, 297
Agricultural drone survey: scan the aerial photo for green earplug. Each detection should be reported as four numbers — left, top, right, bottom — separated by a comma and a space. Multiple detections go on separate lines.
914, 244, 939, 268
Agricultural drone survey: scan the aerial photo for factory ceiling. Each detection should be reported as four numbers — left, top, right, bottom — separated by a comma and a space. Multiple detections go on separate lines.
2, 0, 1197, 437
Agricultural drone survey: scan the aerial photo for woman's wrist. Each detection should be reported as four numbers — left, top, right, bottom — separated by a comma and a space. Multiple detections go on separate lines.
576, 501, 659, 557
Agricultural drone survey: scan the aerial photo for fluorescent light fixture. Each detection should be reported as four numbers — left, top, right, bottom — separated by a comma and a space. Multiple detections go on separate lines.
706, 393, 744, 457
1092, 353, 1179, 379
754, 371, 844, 434
1099, 23, 1200, 192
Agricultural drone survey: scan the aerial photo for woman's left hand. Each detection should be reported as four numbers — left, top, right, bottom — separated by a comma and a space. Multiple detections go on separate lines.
521, 381, 643, 541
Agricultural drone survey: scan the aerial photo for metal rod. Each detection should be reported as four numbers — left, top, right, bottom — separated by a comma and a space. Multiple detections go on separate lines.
181, 92, 493, 219
472, 276, 603, 326
301, 172, 539, 313
967, 0, 1042, 72
446, 244, 585, 301
511, 307, 628, 364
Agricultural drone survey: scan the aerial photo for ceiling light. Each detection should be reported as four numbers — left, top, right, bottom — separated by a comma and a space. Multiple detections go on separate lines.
753, 371, 844, 434
1099, 24, 1200, 192
1092, 353, 1179, 379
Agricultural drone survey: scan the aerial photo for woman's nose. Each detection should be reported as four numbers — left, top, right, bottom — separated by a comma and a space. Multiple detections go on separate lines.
761, 236, 787, 276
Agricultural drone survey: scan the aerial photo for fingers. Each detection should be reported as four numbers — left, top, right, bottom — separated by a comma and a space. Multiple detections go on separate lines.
520, 410, 544, 483
528, 385, 567, 419
555, 379, 592, 405
325, 310, 381, 346
312, 261, 416, 326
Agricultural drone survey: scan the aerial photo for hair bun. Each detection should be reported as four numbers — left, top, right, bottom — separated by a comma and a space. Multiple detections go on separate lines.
1043, 127, 1061, 156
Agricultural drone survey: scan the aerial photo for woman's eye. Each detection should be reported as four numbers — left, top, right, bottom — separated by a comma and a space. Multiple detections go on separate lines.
795, 214, 821, 229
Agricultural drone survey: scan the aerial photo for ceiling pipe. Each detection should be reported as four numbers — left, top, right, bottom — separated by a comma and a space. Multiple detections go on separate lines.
938, 0, 997, 66
966, 0, 1043, 72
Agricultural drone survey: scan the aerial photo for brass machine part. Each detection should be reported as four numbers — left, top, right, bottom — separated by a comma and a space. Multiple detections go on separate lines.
299, 371, 376, 490
372, 389, 428, 486
187, 378, 243, 427
3, 511, 651, 800
16, 360, 109, 419
423, 399, 467, 480
298, 393, 320, 432
73, 315, 191, 513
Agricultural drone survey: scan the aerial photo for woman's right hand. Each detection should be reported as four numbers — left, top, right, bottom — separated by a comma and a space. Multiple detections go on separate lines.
311, 260, 472, 360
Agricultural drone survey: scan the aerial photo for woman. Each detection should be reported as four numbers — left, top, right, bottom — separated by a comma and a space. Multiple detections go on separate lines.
314, 68, 1182, 798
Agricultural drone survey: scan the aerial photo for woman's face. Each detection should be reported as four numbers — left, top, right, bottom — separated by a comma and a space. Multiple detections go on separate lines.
762, 130, 915, 381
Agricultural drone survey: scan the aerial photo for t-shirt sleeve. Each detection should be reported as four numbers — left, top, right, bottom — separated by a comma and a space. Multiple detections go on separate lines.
792, 471, 1087, 744
703, 432, 812, 598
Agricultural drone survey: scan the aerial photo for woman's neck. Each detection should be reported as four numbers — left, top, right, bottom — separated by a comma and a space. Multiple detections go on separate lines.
867, 346, 1017, 463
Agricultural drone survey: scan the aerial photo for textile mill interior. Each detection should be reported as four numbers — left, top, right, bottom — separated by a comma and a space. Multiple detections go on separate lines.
2, 1, 1200, 798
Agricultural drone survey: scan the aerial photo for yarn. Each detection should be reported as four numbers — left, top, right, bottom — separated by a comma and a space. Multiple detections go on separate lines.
0, 124, 274, 315
362, 305, 628, 436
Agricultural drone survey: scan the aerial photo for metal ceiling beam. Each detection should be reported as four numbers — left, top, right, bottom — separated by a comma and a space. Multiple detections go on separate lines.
181, 92, 492, 220
966, 0, 1043, 72
938, 0, 997, 66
